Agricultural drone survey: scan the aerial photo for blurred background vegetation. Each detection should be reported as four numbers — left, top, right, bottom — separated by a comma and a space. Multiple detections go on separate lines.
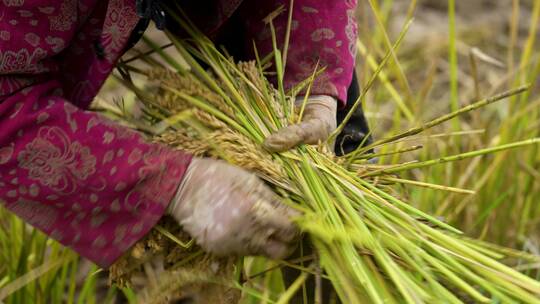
1, 0, 539, 302
358, 0, 539, 249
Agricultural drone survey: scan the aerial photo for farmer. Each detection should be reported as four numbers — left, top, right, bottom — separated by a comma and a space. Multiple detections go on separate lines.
0, 0, 369, 270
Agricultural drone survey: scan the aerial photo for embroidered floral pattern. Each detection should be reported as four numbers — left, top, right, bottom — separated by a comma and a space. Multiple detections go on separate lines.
0, 48, 48, 73
86, 114, 137, 139
48, 0, 77, 32
345, 8, 358, 58
245, 0, 358, 103
287, 46, 340, 97
301, 6, 318, 13
24, 32, 41, 47
0, 31, 11, 41
18, 126, 97, 194
137, 146, 186, 203
3, 82, 190, 267
0, 144, 14, 165
311, 28, 335, 42
3, 0, 25, 7
101, 0, 139, 62
45, 36, 65, 53
9, 199, 58, 230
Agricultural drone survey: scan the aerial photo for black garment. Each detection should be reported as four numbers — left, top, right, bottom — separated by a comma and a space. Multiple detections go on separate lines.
136, 0, 167, 30
335, 71, 372, 155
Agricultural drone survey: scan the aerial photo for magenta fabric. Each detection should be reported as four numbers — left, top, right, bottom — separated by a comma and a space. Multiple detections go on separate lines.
236, 0, 358, 105
183, 0, 358, 104
0, 0, 358, 267
0, 0, 191, 267
0, 82, 191, 267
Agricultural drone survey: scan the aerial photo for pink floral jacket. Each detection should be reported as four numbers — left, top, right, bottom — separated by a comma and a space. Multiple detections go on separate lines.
0, 0, 357, 267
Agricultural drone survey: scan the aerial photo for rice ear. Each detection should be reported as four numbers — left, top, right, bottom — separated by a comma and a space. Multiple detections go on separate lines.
107, 8, 540, 303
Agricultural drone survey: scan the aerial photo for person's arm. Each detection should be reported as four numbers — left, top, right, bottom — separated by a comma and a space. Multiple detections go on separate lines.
240, 0, 357, 105
0, 81, 192, 267
238, 0, 358, 152
0, 0, 299, 268
0, 81, 299, 267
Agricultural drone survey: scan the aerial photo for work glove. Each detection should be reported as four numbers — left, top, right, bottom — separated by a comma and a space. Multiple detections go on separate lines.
167, 158, 300, 259
263, 95, 337, 152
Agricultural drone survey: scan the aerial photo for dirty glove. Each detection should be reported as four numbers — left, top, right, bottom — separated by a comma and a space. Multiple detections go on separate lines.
263, 95, 337, 152
167, 158, 299, 259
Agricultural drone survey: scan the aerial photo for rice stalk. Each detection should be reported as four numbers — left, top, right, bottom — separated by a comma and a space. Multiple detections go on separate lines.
104, 6, 540, 304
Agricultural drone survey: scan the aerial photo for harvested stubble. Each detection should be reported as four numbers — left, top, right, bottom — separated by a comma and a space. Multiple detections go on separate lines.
108, 10, 540, 304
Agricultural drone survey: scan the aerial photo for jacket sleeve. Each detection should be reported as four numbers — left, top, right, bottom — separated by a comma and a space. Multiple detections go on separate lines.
239, 0, 358, 106
0, 81, 192, 268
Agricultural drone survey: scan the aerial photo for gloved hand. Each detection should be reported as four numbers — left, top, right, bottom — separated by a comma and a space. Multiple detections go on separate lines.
263, 95, 337, 152
167, 158, 299, 259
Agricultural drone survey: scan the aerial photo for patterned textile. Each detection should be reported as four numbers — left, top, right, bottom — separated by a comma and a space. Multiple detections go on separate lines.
0, 0, 357, 267
0, 0, 191, 267
234, 0, 358, 104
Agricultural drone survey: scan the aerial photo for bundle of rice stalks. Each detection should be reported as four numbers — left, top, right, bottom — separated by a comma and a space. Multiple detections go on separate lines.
105, 7, 540, 304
